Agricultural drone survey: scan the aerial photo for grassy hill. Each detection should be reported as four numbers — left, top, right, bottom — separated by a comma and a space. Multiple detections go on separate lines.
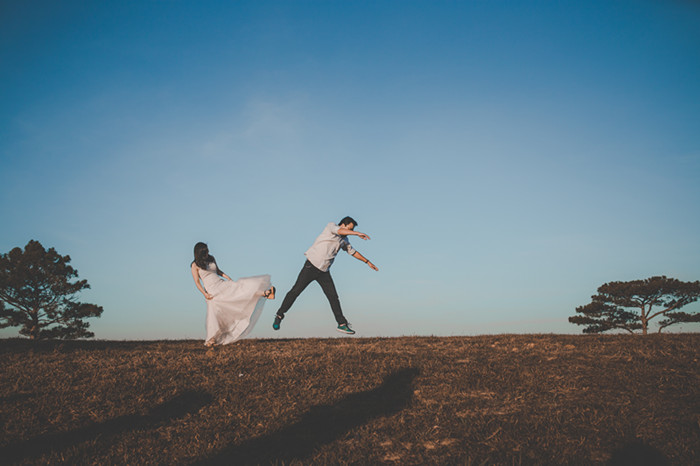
1, 334, 698, 465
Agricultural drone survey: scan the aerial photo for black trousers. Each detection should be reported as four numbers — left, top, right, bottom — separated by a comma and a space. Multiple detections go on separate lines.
276, 260, 347, 325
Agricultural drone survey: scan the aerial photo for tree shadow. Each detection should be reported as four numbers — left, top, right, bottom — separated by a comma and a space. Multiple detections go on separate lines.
197, 367, 420, 465
1, 390, 213, 463
607, 439, 669, 466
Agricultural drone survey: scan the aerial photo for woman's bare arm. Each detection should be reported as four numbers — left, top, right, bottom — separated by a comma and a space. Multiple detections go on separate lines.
191, 263, 213, 300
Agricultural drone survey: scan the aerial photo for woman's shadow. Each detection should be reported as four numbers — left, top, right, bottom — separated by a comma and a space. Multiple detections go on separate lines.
1, 390, 213, 464
198, 367, 420, 465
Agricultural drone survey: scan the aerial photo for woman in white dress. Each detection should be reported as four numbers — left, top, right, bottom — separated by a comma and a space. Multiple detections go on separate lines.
191, 242, 275, 346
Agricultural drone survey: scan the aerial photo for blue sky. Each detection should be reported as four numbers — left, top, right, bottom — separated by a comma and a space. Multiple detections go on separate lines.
1, 0, 699, 340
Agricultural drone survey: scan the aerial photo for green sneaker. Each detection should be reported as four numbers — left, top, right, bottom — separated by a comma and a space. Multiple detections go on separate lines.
337, 323, 355, 335
273, 314, 283, 331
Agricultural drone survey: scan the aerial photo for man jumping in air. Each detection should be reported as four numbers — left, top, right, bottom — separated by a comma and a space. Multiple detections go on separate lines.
273, 216, 378, 335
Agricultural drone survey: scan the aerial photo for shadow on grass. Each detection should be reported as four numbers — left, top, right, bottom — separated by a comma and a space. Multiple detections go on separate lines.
1, 390, 213, 463
198, 367, 419, 465
607, 439, 669, 466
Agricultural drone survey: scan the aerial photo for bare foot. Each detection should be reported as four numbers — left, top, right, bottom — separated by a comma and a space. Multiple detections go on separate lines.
264, 286, 276, 300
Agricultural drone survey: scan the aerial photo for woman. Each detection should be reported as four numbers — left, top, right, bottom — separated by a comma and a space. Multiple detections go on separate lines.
191, 242, 275, 346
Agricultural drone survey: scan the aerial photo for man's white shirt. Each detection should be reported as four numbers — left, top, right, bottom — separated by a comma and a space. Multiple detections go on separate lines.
304, 222, 356, 272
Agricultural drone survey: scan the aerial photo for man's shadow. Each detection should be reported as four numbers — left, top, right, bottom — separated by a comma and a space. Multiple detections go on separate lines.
198, 367, 420, 465
1, 390, 213, 463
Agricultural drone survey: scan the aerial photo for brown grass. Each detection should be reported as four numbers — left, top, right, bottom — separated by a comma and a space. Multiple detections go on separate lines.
1, 334, 698, 465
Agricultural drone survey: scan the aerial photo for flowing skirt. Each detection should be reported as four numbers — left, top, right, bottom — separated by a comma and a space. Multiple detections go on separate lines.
202, 274, 271, 345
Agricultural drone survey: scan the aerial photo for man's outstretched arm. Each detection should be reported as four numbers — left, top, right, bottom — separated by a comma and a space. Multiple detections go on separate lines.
352, 251, 379, 271
337, 227, 370, 240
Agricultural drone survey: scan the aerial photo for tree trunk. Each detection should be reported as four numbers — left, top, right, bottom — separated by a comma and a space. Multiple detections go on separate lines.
30, 309, 39, 339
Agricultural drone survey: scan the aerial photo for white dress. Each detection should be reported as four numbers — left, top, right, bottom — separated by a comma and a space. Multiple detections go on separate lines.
198, 262, 271, 345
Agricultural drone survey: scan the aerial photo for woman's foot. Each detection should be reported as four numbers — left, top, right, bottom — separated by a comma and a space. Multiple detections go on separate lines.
204, 339, 216, 347
263, 286, 276, 300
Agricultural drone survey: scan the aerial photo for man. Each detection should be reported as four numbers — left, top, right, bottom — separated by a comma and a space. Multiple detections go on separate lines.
273, 216, 378, 335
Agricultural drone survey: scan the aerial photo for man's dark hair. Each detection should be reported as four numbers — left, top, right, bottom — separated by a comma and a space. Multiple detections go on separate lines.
339, 216, 358, 227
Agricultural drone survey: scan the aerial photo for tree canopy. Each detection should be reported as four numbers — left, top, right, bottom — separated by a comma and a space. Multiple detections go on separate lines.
0, 240, 103, 339
569, 276, 700, 335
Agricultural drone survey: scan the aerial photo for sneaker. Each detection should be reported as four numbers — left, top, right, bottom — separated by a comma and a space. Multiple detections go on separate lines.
337, 323, 355, 335
273, 314, 283, 331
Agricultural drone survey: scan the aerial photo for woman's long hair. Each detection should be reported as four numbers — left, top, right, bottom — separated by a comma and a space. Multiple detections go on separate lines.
193, 242, 216, 270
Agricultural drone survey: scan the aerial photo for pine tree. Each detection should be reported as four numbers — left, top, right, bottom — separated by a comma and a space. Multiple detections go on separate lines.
0, 240, 103, 339
569, 276, 700, 334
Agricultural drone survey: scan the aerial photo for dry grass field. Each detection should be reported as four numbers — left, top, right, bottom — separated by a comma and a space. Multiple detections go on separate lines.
1, 334, 698, 465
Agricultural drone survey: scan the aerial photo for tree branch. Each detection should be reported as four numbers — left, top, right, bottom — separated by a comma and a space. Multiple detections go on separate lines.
647, 301, 681, 322
0, 292, 33, 314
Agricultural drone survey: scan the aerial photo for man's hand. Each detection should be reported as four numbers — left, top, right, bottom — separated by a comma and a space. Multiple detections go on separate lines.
367, 261, 379, 271
357, 232, 370, 240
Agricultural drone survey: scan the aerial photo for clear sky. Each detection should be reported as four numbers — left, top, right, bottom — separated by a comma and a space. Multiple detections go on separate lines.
1, 0, 699, 340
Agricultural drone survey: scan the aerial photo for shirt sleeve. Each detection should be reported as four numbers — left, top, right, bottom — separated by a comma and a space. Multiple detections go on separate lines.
329, 222, 340, 235
341, 238, 356, 256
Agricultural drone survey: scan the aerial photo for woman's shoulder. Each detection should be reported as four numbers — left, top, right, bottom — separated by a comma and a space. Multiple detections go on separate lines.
192, 260, 216, 271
